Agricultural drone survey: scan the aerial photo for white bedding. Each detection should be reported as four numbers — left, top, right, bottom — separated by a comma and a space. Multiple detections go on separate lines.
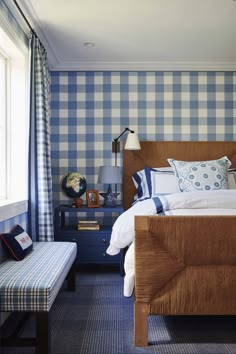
106, 190, 236, 297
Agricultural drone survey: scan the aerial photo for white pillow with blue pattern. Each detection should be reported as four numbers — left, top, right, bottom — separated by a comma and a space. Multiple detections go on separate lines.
167, 156, 231, 192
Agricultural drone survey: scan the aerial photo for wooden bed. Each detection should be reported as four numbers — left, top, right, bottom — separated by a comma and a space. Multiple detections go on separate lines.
123, 141, 236, 346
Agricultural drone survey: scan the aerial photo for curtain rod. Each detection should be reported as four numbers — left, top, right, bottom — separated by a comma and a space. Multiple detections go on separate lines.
13, 0, 36, 36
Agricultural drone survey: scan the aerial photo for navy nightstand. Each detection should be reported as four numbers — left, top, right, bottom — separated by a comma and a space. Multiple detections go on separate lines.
54, 204, 124, 274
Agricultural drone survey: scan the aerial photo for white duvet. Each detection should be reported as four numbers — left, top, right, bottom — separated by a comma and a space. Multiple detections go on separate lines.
106, 190, 236, 297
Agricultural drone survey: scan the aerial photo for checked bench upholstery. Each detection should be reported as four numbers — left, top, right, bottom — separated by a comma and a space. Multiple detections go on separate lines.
0, 241, 77, 354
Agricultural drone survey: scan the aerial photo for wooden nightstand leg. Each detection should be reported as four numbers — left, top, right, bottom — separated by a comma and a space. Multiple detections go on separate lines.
67, 262, 76, 291
119, 248, 126, 276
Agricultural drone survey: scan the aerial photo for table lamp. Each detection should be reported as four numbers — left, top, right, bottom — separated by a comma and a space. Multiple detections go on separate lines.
97, 166, 121, 207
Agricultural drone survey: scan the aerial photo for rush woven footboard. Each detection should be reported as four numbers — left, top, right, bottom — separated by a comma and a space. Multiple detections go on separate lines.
134, 215, 236, 346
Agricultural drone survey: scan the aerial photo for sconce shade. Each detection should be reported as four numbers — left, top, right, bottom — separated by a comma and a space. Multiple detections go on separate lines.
124, 132, 141, 150
112, 128, 141, 166
97, 166, 121, 184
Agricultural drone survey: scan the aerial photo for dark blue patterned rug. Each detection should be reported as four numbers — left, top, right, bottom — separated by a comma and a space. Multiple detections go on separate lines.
2, 268, 236, 354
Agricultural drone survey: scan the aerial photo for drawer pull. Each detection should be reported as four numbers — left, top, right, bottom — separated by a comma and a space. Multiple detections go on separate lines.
102, 238, 106, 243
102, 253, 106, 257
72, 238, 76, 242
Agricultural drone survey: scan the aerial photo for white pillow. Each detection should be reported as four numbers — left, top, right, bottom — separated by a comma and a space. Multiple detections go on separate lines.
132, 167, 178, 203
150, 169, 178, 195
228, 169, 236, 189
168, 156, 231, 192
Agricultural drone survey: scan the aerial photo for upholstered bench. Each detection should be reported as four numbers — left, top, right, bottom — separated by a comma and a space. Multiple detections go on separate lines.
0, 241, 77, 354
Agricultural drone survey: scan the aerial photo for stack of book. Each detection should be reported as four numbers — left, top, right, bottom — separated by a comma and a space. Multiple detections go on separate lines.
78, 220, 100, 231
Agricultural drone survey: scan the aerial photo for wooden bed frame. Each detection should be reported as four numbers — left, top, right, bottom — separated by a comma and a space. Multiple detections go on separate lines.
123, 141, 236, 346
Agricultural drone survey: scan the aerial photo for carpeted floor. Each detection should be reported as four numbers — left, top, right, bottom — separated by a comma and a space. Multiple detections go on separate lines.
1, 268, 236, 354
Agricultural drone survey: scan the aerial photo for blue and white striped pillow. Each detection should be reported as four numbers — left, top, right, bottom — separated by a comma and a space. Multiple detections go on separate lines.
132, 167, 151, 203
132, 167, 177, 203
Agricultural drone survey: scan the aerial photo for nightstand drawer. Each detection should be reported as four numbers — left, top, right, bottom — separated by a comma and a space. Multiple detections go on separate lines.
55, 231, 118, 264
55, 231, 111, 245
55, 232, 78, 242
78, 246, 120, 264
78, 232, 111, 246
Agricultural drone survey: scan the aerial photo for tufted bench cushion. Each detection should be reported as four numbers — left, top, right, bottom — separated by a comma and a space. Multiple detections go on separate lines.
0, 241, 77, 312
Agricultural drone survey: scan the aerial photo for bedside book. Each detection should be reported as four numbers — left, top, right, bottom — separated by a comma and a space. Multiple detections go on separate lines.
78, 222, 100, 230
78, 220, 98, 224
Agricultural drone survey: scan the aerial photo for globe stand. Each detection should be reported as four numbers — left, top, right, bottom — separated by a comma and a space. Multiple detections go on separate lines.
74, 198, 83, 208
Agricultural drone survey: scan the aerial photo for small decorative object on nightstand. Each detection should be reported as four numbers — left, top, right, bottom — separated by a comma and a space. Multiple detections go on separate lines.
97, 166, 121, 207
86, 190, 100, 208
60, 172, 87, 208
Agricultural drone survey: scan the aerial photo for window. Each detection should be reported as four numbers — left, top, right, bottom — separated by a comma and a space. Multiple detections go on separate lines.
0, 52, 6, 200
0, 23, 29, 221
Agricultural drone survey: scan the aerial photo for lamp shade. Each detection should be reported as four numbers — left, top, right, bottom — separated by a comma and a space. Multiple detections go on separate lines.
124, 132, 141, 150
97, 166, 121, 184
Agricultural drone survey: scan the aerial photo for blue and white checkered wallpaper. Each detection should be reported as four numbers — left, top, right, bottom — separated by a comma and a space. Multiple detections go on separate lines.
50, 71, 236, 206
0, 214, 27, 234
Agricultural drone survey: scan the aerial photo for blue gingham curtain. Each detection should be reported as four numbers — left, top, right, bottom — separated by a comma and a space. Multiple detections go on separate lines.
28, 33, 54, 241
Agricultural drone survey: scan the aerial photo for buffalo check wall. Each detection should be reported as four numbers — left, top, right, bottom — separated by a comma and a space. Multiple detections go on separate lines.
50, 71, 236, 207
0, 214, 27, 236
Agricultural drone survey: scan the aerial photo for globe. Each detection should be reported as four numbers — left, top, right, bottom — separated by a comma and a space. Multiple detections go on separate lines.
61, 172, 87, 207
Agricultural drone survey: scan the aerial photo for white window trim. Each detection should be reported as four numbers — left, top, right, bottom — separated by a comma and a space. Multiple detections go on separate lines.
0, 6, 29, 56
0, 51, 7, 201
0, 13, 30, 222
0, 200, 28, 223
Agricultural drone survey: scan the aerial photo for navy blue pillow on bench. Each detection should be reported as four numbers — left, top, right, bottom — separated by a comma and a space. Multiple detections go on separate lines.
0, 225, 33, 261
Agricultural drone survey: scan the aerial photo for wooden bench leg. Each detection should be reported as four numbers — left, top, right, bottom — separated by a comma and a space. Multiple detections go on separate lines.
1, 312, 36, 347
36, 312, 50, 354
134, 302, 149, 346
67, 263, 76, 291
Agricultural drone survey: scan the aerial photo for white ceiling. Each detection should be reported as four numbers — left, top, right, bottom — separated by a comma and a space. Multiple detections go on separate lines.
11, 0, 236, 71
